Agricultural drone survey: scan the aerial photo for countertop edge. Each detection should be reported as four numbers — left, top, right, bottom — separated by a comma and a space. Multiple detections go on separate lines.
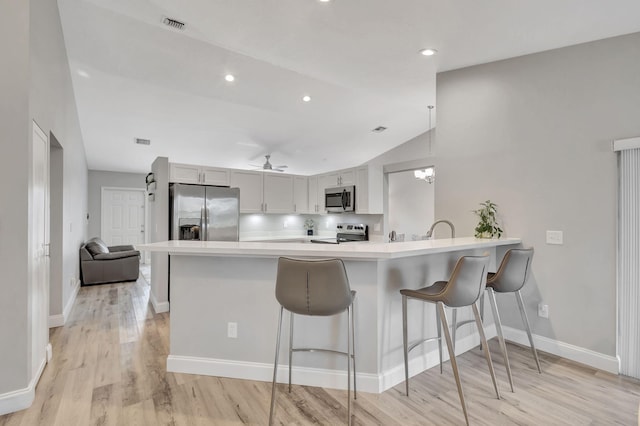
137, 237, 522, 260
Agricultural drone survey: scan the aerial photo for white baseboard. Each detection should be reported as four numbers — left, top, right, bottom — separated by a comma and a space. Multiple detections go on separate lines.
501, 326, 620, 374
167, 355, 381, 393
48, 314, 64, 328
48, 279, 80, 328
150, 291, 169, 314
0, 350, 47, 416
378, 323, 497, 392
167, 325, 497, 395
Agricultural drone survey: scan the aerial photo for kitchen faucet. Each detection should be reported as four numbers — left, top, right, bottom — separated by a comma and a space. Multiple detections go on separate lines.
426, 220, 455, 239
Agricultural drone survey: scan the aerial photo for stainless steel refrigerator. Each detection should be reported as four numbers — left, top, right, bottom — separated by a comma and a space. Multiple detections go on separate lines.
170, 183, 240, 241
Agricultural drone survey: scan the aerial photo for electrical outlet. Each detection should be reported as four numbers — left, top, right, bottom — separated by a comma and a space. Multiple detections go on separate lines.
546, 230, 563, 245
227, 322, 238, 338
538, 303, 549, 318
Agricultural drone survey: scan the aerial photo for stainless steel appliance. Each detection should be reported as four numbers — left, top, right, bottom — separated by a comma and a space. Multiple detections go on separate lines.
310, 223, 368, 244
325, 185, 355, 213
170, 183, 240, 241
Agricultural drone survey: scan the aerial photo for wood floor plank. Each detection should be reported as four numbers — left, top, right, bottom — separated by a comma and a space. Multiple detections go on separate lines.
1, 269, 639, 425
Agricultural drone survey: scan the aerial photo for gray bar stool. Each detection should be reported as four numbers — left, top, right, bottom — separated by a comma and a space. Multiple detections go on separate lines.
269, 257, 356, 426
400, 255, 500, 426
480, 248, 542, 392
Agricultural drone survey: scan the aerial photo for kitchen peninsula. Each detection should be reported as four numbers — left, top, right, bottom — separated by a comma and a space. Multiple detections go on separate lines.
138, 237, 521, 393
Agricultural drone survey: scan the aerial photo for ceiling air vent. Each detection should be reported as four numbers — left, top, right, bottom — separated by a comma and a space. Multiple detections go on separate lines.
135, 138, 151, 146
372, 126, 387, 133
162, 16, 185, 30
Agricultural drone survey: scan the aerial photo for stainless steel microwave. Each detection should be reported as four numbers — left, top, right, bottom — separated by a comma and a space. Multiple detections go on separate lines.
325, 185, 355, 213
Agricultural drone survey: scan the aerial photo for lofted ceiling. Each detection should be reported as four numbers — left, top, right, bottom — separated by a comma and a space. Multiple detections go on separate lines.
57, 0, 640, 175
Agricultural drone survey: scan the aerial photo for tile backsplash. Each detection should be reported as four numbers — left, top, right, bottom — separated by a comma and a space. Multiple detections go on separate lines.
239, 213, 383, 241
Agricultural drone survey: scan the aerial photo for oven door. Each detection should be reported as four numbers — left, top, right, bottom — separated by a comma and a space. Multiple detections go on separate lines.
325, 186, 355, 212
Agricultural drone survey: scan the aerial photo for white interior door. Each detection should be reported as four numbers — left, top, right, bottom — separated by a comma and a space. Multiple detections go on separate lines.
101, 188, 145, 247
31, 121, 50, 377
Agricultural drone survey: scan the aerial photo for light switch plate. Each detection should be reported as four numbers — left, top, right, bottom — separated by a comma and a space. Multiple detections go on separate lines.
546, 230, 563, 245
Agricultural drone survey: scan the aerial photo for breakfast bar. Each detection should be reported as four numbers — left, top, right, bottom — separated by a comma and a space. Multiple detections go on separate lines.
139, 237, 521, 393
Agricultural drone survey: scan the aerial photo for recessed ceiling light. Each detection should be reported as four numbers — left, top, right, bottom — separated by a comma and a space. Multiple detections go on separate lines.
77, 70, 90, 78
225, 74, 235, 82
302, 95, 311, 102
419, 48, 438, 56
319, 0, 332, 3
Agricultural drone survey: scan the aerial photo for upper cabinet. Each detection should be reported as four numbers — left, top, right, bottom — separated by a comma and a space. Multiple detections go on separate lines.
229, 170, 264, 213
230, 171, 297, 214
356, 165, 383, 214
169, 163, 229, 186
322, 169, 355, 188
293, 176, 309, 214
263, 174, 294, 214
169, 160, 382, 215
308, 176, 319, 213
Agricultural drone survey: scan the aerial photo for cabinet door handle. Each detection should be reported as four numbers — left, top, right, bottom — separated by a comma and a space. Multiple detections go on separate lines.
293, 204, 296, 212
264, 203, 267, 212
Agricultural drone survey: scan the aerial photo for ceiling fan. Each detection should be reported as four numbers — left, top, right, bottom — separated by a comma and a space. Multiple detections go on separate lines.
250, 155, 288, 172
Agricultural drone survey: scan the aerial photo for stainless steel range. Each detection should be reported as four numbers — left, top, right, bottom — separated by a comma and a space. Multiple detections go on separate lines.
310, 223, 369, 244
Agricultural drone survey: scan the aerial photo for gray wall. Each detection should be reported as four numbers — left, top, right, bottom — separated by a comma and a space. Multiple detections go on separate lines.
0, 0, 31, 395
435, 32, 640, 356
0, 0, 88, 399
30, 0, 88, 326
87, 170, 146, 238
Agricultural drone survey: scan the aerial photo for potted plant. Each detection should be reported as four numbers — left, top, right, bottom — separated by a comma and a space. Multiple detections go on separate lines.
304, 218, 315, 236
473, 200, 503, 238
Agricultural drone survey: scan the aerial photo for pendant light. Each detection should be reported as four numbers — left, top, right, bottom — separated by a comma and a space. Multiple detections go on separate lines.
414, 105, 435, 183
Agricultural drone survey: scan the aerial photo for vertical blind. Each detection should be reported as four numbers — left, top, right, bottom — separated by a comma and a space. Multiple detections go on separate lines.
617, 147, 640, 379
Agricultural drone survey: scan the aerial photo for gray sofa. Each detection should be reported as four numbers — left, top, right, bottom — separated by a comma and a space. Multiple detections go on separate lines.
80, 237, 140, 285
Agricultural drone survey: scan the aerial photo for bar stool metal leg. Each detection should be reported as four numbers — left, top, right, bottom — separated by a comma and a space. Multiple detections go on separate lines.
402, 295, 410, 396
437, 302, 469, 426
269, 306, 284, 426
472, 302, 501, 399
436, 308, 443, 374
347, 304, 352, 426
487, 288, 514, 392
515, 290, 542, 373
451, 308, 457, 353
351, 299, 357, 399
289, 312, 294, 393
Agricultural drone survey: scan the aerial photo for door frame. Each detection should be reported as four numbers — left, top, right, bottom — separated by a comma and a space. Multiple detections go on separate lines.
100, 187, 147, 260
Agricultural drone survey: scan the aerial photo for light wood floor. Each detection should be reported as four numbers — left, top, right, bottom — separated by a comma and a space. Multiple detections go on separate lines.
1, 275, 639, 425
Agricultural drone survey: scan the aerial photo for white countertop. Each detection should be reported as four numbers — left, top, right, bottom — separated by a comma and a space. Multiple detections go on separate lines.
137, 237, 521, 260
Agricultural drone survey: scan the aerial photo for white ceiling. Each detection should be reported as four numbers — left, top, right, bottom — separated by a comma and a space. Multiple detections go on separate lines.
57, 0, 640, 175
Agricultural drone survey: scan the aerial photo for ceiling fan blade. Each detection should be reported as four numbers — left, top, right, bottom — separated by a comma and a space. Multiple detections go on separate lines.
249, 164, 263, 168
273, 168, 285, 172
275, 165, 288, 169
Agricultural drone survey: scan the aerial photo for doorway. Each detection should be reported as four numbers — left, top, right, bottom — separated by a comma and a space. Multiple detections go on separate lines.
101, 188, 146, 249
31, 121, 50, 376
387, 169, 435, 241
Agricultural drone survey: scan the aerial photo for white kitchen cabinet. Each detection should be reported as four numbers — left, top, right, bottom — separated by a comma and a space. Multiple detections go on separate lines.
230, 170, 263, 213
263, 174, 294, 213
356, 165, 383, 214
308, 176, 319, 213
293, 176, 309, 213
323, 169, 355, 187
169, 163, 229, 186
169, 163, 200, 184
201, 167, 230, 186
